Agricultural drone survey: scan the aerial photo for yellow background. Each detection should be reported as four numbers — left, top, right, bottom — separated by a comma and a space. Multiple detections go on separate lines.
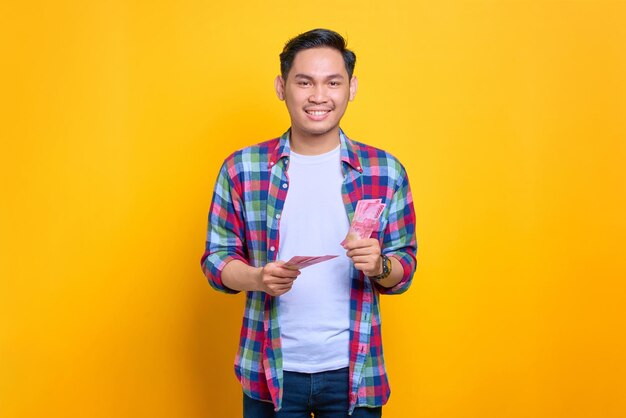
1, 1, 625, 417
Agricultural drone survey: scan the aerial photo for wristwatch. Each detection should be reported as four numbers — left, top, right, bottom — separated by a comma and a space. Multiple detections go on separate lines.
370, 254, 392, 281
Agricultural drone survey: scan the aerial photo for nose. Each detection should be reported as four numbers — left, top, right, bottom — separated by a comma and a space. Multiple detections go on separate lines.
308, 85, 328, 104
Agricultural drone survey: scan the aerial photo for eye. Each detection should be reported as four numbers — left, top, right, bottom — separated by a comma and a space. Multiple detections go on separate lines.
297, 81, 311, 87
329, 81, 341, 87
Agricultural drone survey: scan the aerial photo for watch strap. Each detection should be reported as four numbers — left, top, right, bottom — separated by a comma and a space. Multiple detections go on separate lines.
370, 254, 391, 281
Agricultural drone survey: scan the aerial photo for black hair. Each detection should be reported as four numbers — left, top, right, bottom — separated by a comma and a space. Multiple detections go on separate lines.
279, 28, 356, 79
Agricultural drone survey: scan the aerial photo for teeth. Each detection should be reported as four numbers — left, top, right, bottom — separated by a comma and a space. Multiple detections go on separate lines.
307, 110, 329, 116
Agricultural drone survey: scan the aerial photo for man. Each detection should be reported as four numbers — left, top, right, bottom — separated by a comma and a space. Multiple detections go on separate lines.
201, 28, 417, 417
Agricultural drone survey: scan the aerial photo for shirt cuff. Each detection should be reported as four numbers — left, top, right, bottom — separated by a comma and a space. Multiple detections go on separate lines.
374, 252, 416, 295
202, 252, 248, 294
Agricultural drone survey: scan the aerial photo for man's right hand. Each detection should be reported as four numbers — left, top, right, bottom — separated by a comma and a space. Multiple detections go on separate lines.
257, 261, 300, 296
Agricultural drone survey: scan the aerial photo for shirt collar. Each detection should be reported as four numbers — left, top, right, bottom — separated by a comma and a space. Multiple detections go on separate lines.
268, 128, 362, 173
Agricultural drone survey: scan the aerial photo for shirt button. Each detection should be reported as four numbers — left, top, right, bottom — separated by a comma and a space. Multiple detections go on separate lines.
270, 246, 276, 252
357, 166, 361, 170
276, 213, 281, 219
282, 183, 288, 189
270, 161, 275, 166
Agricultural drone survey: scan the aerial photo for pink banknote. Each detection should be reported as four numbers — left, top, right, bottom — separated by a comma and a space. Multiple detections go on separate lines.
355, 199, 384, 220
341, 199, 386, 245
283, 255, 338, 270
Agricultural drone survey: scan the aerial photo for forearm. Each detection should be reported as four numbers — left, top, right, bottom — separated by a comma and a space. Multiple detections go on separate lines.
221, 259, 263, 292
371, 255, 404, 288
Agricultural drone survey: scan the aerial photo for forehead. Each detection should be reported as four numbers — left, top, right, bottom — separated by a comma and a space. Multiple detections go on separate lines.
289, 47, 347, 79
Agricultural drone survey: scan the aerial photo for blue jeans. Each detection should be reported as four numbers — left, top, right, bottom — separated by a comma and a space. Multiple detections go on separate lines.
243, 367, 382, 418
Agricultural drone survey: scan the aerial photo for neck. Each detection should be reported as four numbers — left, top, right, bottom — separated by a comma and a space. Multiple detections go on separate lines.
289, 127, 341, 156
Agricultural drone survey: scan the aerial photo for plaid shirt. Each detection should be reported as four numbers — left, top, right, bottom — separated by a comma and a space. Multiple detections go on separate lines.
201, 129, 417, 414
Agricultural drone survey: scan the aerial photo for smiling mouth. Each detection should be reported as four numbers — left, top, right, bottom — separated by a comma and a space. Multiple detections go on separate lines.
305, 109, 331, 116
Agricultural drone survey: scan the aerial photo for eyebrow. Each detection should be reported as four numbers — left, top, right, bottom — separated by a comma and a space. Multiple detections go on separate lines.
293, 73, 345, 80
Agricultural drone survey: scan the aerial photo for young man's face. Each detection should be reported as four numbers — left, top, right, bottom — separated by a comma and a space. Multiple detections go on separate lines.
275, 47, 357, 141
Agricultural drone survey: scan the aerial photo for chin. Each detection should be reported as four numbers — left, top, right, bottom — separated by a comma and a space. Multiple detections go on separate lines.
300, 123, 338, 137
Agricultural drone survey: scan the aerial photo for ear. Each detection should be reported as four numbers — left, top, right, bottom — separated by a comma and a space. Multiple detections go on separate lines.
275, 75, 285, 101
349, 76, 358, 101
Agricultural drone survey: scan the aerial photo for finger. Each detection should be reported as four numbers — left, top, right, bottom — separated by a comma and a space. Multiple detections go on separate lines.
353, 262, 371, 272
270, 284, 294, 295
273, 261, 301, 271
342, 239, 368, 250
353, 263, 378, 275
353, 260, 376, 269
282, 265, 301, 271
266, 266, 300, 278
350, 255, 377, 264
264, 276, 297, 285
274, 268, 301, 278
343, 238, 379, 250
274, 283, 294, 291
269, 260, 298, 271
346, 247, 380, 257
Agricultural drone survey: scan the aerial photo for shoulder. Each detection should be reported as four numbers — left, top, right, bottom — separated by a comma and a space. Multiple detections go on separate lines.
220, 137, 280, 176
223, 137, 279, 165
348, 137, 408, 181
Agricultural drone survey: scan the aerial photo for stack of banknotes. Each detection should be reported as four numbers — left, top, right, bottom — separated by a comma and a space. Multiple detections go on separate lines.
340, 199, 386, 245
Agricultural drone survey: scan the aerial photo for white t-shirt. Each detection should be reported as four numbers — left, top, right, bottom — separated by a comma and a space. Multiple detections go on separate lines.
277, 145, 351, 373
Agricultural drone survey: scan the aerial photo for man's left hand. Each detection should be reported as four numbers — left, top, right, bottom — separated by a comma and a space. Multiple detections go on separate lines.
343, 238, 382, 277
